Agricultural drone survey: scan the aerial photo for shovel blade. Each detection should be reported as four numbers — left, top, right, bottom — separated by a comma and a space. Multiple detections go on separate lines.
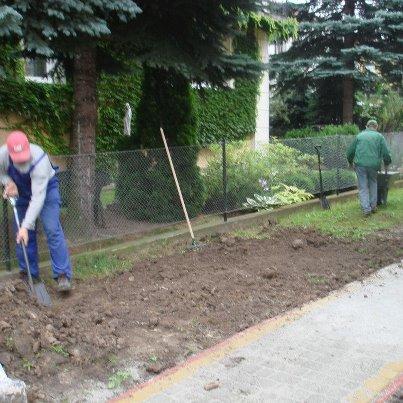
33, 282, 52, 307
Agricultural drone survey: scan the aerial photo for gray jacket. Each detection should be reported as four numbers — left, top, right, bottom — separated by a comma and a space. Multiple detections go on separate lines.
0, 144, 56, 230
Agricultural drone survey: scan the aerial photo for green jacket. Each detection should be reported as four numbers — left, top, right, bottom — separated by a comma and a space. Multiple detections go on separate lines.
347, 129, 392, 170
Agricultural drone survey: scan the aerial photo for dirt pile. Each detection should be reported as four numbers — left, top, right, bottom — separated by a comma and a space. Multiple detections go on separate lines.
0, 227, 401, 400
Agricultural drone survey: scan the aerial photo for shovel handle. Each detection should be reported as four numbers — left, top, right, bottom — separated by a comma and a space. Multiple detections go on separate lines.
7, 198, 35, 294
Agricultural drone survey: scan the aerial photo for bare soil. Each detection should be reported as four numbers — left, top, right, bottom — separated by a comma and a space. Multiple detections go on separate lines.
0, 224, 402, 401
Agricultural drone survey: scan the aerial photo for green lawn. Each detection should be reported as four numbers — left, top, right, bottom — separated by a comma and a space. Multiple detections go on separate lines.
278, 187, 403, 239
73, 252, 132, 280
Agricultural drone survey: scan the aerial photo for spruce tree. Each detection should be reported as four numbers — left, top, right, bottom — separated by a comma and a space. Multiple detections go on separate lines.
271, 0, 403, 124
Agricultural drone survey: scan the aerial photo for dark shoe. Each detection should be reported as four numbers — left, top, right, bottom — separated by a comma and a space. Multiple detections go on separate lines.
371, 207, 378, 214
363, 211, 371, 217
57, 275, 72, 292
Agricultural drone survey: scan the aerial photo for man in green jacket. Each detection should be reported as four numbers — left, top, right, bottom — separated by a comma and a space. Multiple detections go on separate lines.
347, 119, 392, 216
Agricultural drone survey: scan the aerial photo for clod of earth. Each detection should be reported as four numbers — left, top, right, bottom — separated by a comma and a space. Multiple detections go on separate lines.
12, 332, 33, 357
0, 321, 11, 331
146, 363, 165, 374
219, 235, 236, 247
261, 268, 278, 279
292, 239, 305, 249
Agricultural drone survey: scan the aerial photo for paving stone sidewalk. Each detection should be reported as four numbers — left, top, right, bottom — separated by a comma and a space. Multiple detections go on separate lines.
116, 263, 403, 403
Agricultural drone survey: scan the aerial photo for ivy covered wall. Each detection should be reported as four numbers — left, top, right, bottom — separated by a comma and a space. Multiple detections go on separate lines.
0, 78, 72, 154
194, 27, 260, 144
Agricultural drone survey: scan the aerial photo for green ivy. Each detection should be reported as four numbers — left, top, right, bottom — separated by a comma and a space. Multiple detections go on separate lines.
0, 78, 72, 154
0, 44, 25, 79
194, 26, 260, 144
245, 13, 298, 42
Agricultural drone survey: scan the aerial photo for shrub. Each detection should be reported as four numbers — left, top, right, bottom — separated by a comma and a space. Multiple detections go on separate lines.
116, 148, 205, 222
202, 140, 316, 211
116, 67, 205, 222
355, 85, 403, 132
284, 124, 359, 139
280, 172, 317, 193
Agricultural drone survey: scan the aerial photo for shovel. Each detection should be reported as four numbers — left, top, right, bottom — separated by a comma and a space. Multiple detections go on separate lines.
314, 145, 330, 210
8, 197, 52, 307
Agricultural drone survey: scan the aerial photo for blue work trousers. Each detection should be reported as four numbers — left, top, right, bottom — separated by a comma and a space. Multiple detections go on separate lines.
355, 166, 378, 214
13, 186, 72, 280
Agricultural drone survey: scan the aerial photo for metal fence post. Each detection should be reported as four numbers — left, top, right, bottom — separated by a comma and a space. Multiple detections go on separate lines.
336, 135, 341, 195
2, 198, 11, 271
222, 138, 228, 222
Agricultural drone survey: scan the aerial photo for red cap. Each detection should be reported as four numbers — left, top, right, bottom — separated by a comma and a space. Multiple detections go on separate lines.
6, 131, 31, 163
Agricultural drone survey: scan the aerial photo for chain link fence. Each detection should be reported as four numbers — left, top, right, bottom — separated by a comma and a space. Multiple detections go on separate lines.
1, 133, 402, 270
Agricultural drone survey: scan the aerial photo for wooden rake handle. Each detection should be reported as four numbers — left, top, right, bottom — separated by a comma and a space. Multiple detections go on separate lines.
160, 127, 195, 240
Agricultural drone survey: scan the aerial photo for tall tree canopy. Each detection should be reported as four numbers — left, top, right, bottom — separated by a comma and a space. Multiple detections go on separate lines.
0, 1, 270, 152
0, 0, 272, 226
271, 0, 403, 124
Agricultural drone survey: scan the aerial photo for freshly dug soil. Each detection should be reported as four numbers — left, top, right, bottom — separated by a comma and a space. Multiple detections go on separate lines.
0, 225, 402, 401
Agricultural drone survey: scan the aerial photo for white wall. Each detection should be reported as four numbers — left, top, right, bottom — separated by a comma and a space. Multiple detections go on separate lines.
254, 30, 270, 149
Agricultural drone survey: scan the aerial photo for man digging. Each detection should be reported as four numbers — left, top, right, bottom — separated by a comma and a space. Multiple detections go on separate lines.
347, 119, 392, 216
0, 131, 72, 292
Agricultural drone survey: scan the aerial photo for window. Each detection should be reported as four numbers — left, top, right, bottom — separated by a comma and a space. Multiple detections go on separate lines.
25, 58, 47, 78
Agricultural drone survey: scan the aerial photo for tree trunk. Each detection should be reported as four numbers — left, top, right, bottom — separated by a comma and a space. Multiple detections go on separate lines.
342, 0, 355, 123
69, 44, 97, 233
342, 76, 354, 123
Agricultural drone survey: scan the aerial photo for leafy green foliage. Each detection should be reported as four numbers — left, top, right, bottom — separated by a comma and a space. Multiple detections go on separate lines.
107, 370, 131, 390
0, 61, 260, 153
0, 43, 24, 78
355, 84, 403, 132
203, 140, 316, 211
134, 67, 198, 148
118, 1, 263, 85
116, 67, 205, 222
203, 138, 357, 212
97, 68, 143, 151
0, 78, 71, 154
243, 184, 313, 210
272, 0, 402, 84
285, 124, 359, 139
50, 345, 69, 358
0, 69, 142, 154
0, 5, 22, 37
273, 184, 313, 205
116, 148, 206, 222
241, 13, 298, 42
195, 27, 259, 143
195, 78, 259, 144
